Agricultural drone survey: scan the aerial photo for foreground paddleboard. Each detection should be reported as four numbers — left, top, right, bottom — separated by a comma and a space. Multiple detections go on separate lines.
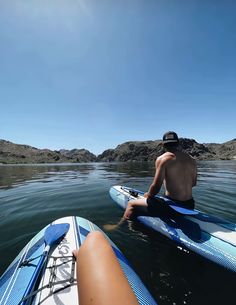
110, 185, 236, 272
0, 216, 157, 305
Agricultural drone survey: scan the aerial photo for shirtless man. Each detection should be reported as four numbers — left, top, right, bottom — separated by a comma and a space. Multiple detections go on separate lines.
123, 131, 197, 220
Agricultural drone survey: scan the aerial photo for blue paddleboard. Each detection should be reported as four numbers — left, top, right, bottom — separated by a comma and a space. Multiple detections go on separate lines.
110, 185, 236, 272
0, 216, 157, 305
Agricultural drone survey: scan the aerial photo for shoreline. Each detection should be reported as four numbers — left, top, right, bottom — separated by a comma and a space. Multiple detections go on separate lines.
1, 138, 236, 164
1, 159, 236, 166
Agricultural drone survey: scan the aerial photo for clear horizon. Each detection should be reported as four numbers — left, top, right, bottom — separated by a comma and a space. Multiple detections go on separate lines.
1, 1, 236, 155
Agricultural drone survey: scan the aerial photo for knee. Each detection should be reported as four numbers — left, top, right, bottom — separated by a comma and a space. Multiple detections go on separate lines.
86, 231, 105, 244
127, 200, 135, 208
80, 231, 107, 253
76, 231, 112, 266
73, 231, 108, 262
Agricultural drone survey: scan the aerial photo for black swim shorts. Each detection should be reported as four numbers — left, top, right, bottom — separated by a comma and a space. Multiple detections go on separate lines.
165, 196, 195, 209
146, 196, 195, 217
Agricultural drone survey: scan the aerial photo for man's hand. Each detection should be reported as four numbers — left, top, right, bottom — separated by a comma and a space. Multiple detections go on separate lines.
144, 192, 149, 198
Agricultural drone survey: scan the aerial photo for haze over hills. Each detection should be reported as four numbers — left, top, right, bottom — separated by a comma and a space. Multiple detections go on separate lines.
0, 138, 236, 164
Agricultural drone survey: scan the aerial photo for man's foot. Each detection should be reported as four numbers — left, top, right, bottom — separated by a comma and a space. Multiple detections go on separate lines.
103, 224, 119, 231
103, 217, 126, 231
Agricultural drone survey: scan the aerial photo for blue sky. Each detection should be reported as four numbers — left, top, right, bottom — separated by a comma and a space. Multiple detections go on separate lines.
0, 0, 235, 155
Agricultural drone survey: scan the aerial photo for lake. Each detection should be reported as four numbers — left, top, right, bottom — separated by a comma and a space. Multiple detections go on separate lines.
0, 161, 235, 305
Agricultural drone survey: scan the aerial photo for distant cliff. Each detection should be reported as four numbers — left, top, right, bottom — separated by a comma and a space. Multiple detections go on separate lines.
0, 138, 235, 164
0, 140, 96, 164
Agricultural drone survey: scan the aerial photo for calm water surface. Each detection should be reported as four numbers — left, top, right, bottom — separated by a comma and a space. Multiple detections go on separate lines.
0, 161, 236, 305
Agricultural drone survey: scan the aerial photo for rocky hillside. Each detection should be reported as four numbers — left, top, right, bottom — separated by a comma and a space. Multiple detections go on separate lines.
97, 140, 163, 162
0, 140, 96, 164
97, 138, 236, 162
204, 139, 236, 160
59, 149, 97, 163
0, 138, 235, 164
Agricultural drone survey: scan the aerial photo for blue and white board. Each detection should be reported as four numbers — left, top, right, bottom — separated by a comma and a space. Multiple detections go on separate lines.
110, 185, 236, 272
0, 216, 157, 305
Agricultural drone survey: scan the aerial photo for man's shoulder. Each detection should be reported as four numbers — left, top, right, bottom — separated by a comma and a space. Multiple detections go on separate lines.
160, 151, 176, 158
156, 152, 175, 163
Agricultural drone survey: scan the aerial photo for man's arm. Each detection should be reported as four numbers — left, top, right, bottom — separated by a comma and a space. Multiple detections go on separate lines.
144, 156, 166, 198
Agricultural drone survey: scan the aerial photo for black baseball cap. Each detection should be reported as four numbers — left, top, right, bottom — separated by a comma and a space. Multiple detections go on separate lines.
162, 131, 179, 143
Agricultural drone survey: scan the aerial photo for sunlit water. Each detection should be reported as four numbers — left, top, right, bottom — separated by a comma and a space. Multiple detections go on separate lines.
0, 161, 235, 305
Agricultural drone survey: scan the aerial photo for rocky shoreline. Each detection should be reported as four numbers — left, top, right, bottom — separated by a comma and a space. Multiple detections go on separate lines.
0, 138, 235, 164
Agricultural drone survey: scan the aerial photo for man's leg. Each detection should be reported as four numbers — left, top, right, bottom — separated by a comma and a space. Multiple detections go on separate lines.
123, 198, 148, 219
103, 198, 149, 231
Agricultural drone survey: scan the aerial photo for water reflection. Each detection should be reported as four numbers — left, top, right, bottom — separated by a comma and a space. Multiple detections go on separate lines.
100, 162, 155, 177
1, 161, 236, 223
0, 163, 97, 190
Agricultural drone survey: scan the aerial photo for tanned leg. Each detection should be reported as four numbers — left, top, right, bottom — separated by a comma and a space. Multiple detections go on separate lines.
73, 231, 139, 305
104, 198, 148, 231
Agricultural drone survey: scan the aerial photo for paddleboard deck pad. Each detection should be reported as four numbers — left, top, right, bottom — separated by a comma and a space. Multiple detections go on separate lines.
110, 185, 236, 272
0, 216, 157, 305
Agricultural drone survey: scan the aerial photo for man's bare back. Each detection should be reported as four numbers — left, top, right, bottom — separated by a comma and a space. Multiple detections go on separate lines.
144, 150, 197, 202
161, 151, 197, 201
144, 131, 197, 202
